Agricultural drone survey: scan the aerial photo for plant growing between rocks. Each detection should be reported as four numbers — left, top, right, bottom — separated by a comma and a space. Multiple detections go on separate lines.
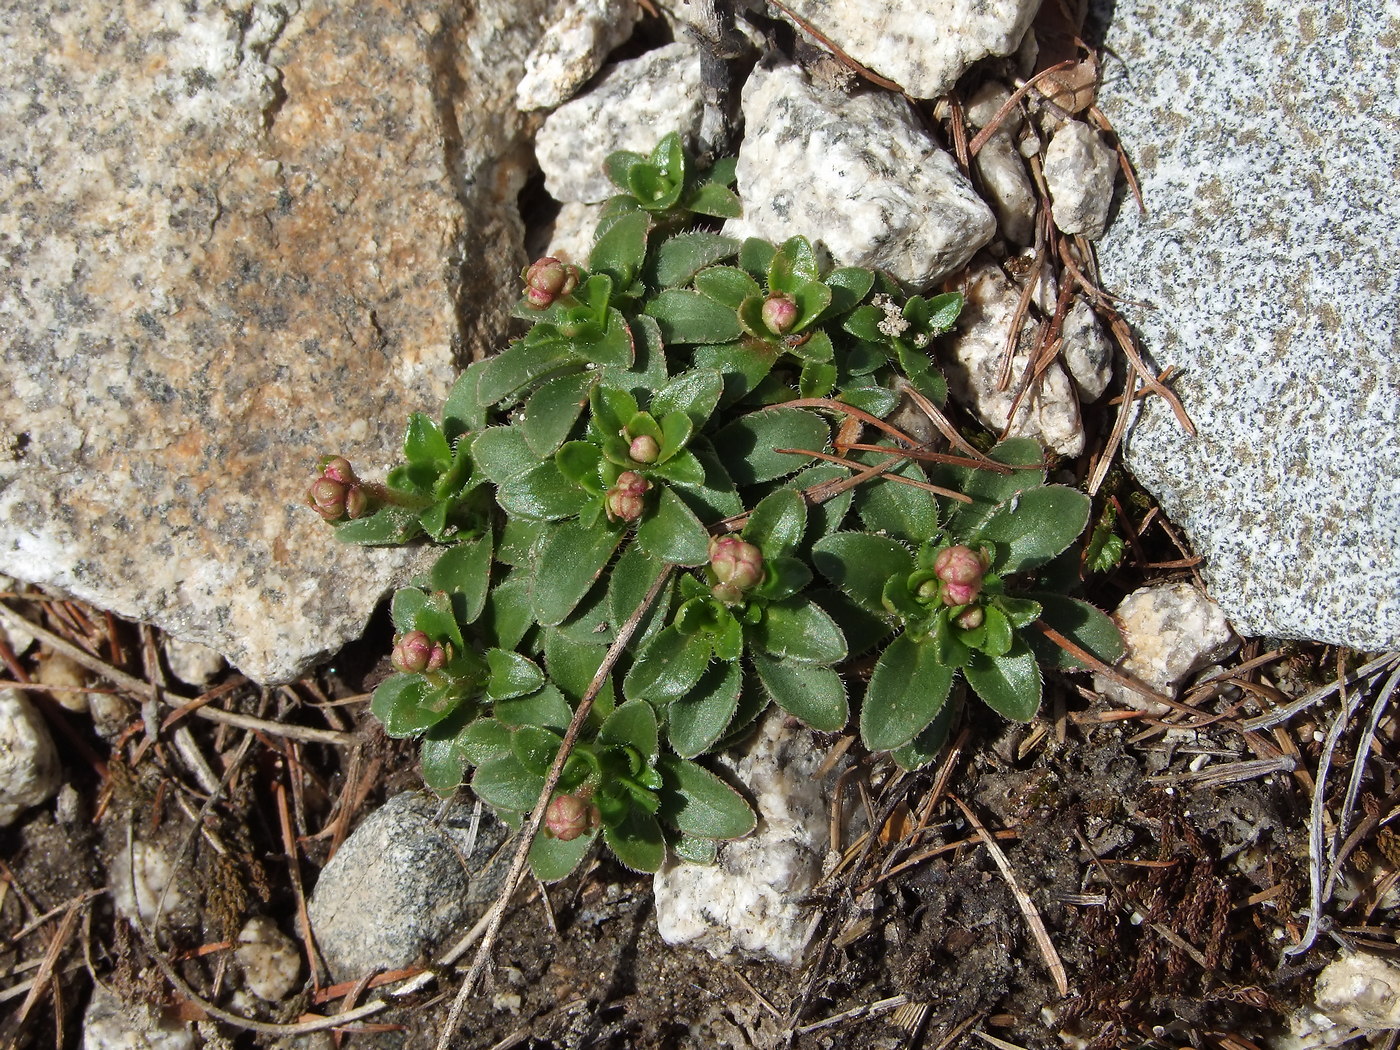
309, 132, 1124, 879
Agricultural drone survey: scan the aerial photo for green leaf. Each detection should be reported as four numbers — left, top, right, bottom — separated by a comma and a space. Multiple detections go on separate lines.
540, 629, 611, 706
790, 279, 832, 331
812, 533, 914, 614
739, 237, 776, 280
965, 639, 1041, 721
555, 440, 605, 492
604, 810, 666, 873
390, 588, 429, 634
860, 633, 955, 751
890, 692, 956, 771
403, 412, 452, 467
333, 506, 424, 546
650, 368, 724, 430
768, 236, 819, 294
742, 487, 806, 557
529, 827, 596, 882
493, 683, 573, 730
477, 339, 580, 406
692, 341, 780, 405
373, 674, 464, 737
419, 735, 469, 796
907, 291, 964, 335
458, 717, 513, 764
657, 755, 756, 840
667, 661, 742, 758
649, 449, 706, 487
411, 590, 465, 650
648, 232, 740, 289
976, 485, 1091, 573
588, 209, 648, 288
935, 437, 1047, 535
1027, 592, 1125, 670
645, 289, 744, 345
520, 372, 593, 458
711, 407, 830, 485
472, 753, 546, 812
623, 624, 711, 703
604, 149, 647, 192
442, 361, 491, 438
485, 649, 546, 701
600, 699, 660, 757
752, 599, 847, 665
822, 267, 874, 316
750, 652, 848, 732
430, 535, 493, 626
657, 411, 693, 462
636, 487, 710, 566
512, 724, 565, 776
531, 519, 623, 626
482, 574, 533, 651
854, 453, 940, 542
584, 308, 636, 369
472, 426, 539, 485
685, 182, 743, 218
694, 265, 762, 309
496, 461, 588, 521
607, 543, 672, 651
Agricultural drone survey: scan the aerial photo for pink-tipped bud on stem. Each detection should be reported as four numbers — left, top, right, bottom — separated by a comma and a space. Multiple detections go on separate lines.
545, 793, 597, 841
391, 631, 450, 674
605, 471, 651, 523
760, 294, 799, 335
522, 257, 580, 309
307, 456, 373, 522
934, 545, 987, 606
709, 536, 764, 603
628, 434, 660, 464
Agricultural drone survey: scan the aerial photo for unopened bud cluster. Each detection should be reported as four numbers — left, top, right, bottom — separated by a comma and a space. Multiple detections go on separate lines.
522, 257, 580, 309
391, 630, 452, 674
545, 792, 598, 841
306, 456, 372, 522
606, 471, 651, 523
933, 545, 989, 607
709, 536, 764, 605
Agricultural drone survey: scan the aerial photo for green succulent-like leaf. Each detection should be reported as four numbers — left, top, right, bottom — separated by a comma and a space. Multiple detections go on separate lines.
497, 461, 589, 521
589, 209, 649, 288
976, 485, 1091, 574
742, 487, 806, 557
936, 437, 1047, 535
403, 412, 452, 467
429, 534, 493, 627
650, 368, 724, 430
472, 752, 546, 812
666, 660, 742, 758
750, 651, 848, 732
657, 754, 756, 840
484, 649, 546, 702
541, 629, 614, 709
854, 451, 940, 543
604, 810, 666, 873
739, 237, 777, 280
798, 359, 836, 398
995, 595, 1043, 629
752, 599, 847, 665
812, 532, 914, 615
636, 487, 710, 566
672, 834, 718, 864
861, 633, 955, 752
890, 690, 957, 771
476, 339, 581, 406
555, 440, 605, 492
623, 624, 712, 703
767, 236, 819, 294
712, 407, 829, 486
442, 360, 491, 438
645, 289, 745, 345
520, 371, 593, 458
752, 555, 812, 603
512, 723, 565, 776
333, 506, 424, 546
685, 181, 743, 218
790, 279, 832, 332
837, 385, 899, 419
694, 265, 762, 309
529, 826, 597, 883
905, 291, 964, 335
607, 543, 672, 652
658, 411, 693, 462
600, 698, 660, 758
457, 717, 513, 765
692, 341, 780, 405
493, 682, 573, 731
390, 587, 428, 634
531, 519, 623, 627
605, 149, 647, 192
649, 232, 740, 288
821, 267, 875, 317
373, 674, 465, 737
964, 638, 1041, 721
481, 574, 533, 652
473, 426, 540, 485
419, 735, 469, 797
1026, 592, 1125, 671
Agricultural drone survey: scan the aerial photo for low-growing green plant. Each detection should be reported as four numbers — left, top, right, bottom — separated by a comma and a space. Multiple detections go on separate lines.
309, 132, 1124, 879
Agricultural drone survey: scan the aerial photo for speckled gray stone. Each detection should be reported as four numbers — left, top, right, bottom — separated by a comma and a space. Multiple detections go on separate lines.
1042, 119, 1117, 239
536, 42, 705, 204
307, 793, 511, 980
776, 0, 1038, 99
0, 688, 61, 826
966, 81, 1037, 247
1093, 0, 1400, 650
0, 0, 550, 683
516, 0, 640, 112
726, 61, 995, 289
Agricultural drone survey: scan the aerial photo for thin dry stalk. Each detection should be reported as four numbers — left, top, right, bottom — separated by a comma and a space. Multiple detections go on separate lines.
950, 796, 1069, 996
967, 60, 1080, 157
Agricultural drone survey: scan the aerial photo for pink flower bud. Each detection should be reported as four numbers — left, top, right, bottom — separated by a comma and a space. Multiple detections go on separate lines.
934, 545, 986, 606
318, 456, 358, 486
956, 605, 985, 630
545, 793, 597, 841
709, 536, 764, 596
628, 434, 660, 464
308, 456, 373, 521
760, 294, 799, 335
605, 471, 651, 522
523, 257, 580, 309
391, 631, 450, 674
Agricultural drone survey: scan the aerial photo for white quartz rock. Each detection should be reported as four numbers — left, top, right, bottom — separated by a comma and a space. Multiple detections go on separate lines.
966, 82, 1037, 247
537, 42, 705, 203
944, 262, 1086, 455
1314, 951, 1400, 1029
775, 0, 1039, 99
516, 0, 641, 112
109, 839, 195, 930
1060, 299, 1114, 402
0, 688, 61, 826
236, 916, 303, 1001
654, 712, 840, 965
546, 200, 607, 266
1094, 582, 1238, 715
163, 635, 226, 688
1044, 120, 1118, 239
82, 984, 196, 1050
726, 61, 994, 288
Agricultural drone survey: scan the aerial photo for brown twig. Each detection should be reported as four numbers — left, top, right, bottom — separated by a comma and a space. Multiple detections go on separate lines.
776, 449, 974, 502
